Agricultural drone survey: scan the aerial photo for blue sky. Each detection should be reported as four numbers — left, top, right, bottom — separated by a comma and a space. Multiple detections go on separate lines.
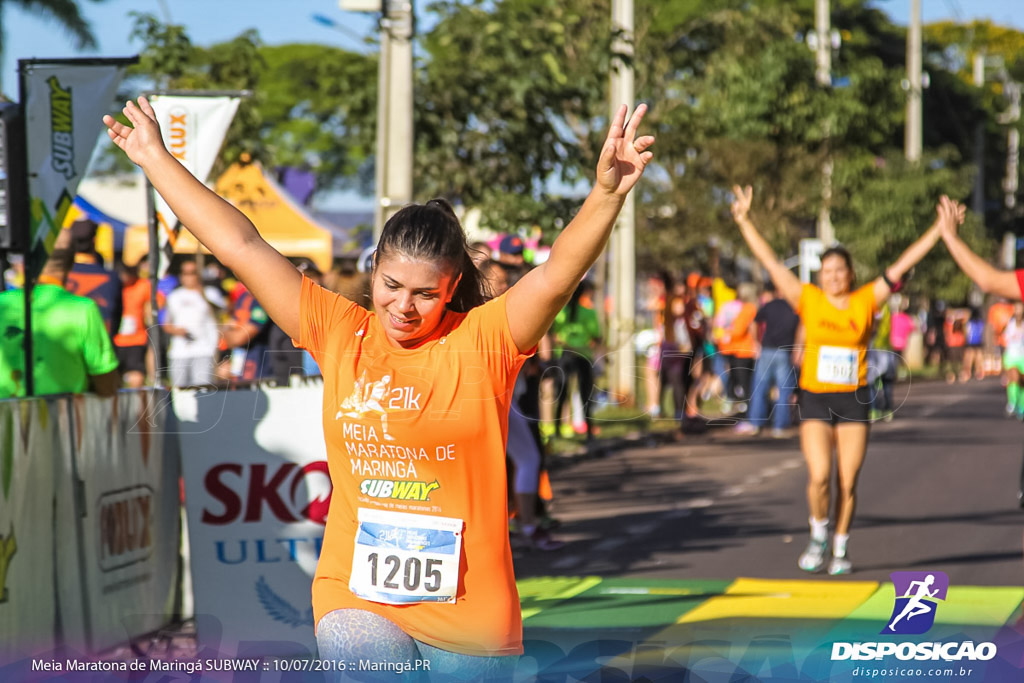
4, 0, 1021, 93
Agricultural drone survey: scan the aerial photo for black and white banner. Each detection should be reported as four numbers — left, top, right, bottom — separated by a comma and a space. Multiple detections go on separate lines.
147, 94, 241, 277
22, 59, 132, 273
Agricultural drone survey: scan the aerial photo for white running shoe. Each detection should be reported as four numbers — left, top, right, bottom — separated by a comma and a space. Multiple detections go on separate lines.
828, 555, 853, 575
798, 538, 828, 572
733, 422, 759, 436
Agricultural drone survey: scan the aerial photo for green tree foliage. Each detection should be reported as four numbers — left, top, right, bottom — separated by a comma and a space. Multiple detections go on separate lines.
634, 0, 1004, 299
925, 20, 1024, 85
415, 0, 613, 232
113, 2, 1020, 301
112, 13, 378, 193
833, 150, 987, 302
923, 20, 1024, 232
259, 43, 378, 193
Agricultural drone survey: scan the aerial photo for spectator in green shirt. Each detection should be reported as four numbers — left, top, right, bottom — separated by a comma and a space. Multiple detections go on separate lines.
551, 280, 602, 440
0, 230, 120, 398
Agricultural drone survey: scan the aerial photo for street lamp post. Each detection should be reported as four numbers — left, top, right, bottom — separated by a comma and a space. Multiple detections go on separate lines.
376, 1, 414, 240
814, 0, 835, 247
609, 0, 636, 406
905, 0, 923, 162
338, 0, 415, 240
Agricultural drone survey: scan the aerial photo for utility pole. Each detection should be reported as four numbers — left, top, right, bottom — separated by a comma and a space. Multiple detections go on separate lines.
905, 0, 923, 162
814, 0, 835, 246
1002, 82, 1021, 211
374, 0, 414, 239
973, 53, 986, 218
609, 0, 636, 405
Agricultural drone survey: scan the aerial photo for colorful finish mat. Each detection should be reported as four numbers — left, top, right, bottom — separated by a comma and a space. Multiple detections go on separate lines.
518, 576, 1024, 682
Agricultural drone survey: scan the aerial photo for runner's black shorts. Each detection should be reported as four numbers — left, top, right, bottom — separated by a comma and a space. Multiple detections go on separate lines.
797, 386, 872, 425
116, 345, 147, 374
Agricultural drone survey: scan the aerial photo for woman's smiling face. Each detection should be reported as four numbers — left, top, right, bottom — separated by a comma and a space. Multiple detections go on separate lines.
372, 256, 460, 348
819, 253, 854, 297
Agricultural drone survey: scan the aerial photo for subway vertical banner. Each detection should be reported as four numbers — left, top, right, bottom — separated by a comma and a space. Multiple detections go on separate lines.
20, 58, 135, 275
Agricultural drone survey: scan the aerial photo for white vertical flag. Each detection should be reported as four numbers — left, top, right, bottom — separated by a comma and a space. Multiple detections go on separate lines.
148, 95, 241, 276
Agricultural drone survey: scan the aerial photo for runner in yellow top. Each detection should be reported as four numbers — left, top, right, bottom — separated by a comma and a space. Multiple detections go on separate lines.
105, 97, 654, 678
730, 185, 949, 575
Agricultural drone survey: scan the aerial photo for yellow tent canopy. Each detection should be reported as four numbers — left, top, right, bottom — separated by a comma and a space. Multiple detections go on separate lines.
122, 161, 333, 272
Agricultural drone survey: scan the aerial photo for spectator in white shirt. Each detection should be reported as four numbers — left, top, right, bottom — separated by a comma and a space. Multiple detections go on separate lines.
163, 260, 220, 387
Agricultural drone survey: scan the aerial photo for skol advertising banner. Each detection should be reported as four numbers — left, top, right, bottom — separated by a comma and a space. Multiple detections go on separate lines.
147, 94, 241, 277
176, 385, 329, 657
54, 391, 180, 654
22, 59, 134, 274
0, 398, 60, 664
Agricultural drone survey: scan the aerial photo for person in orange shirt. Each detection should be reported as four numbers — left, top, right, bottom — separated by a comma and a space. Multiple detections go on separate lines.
731, 185, 948, 576
114, 261, 158, 388
106, 97, 654, 676
716, 282, 758, 415
943, 308, 969, 384
987, 299, 1014, 379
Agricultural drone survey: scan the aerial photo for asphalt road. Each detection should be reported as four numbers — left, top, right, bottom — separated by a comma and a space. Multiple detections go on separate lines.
513, 377, 1024, 587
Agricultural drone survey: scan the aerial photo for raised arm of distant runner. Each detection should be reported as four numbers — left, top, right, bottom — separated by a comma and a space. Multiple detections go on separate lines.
506, 104, 655, 352
103, 97, 302, 340
871, 200, 946, 306
729, 185, 803, 309
938, 196, 1022, 301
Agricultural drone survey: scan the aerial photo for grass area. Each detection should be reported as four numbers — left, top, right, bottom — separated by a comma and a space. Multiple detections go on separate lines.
541, 404, 693, 455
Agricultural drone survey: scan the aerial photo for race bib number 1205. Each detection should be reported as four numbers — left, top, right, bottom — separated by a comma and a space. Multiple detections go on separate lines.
349, 508, 463, 605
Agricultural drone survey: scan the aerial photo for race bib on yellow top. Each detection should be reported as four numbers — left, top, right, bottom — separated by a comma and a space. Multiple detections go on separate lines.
349, 508, 463, 605
817, 346, 858, 386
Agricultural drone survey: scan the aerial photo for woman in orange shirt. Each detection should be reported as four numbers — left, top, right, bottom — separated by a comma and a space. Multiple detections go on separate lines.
105, 98, 653, 678
730, 185, 948, 576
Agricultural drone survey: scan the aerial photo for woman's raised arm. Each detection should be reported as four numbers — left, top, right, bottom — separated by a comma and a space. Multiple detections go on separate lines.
104, 97, 303, 339
505, 104, 655, 352
870, 198, 947, 305
730, 185, 802, 308
937, 196, 1021, 300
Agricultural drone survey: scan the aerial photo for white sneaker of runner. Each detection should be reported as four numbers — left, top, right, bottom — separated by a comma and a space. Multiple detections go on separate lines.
798, 538, 828, 572
828, 555, 853, 575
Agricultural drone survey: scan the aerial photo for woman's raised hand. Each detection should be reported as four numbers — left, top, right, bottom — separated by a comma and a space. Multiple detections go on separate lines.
730, 185, 753, 223
936, 195, 966, 237
102, 97, 166, 168
596, 104, 655, 197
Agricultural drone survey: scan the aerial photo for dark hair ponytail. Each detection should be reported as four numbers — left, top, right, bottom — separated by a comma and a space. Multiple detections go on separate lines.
376, 198, 487, 312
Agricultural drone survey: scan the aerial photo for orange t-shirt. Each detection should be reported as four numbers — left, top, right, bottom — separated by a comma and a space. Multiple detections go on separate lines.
718, 301, 757, 358
944, 310, 967, 349
797, 283, 877, 393
114, 278, 152, 348
988, 302, 1014, 348
298, 277, 531, 657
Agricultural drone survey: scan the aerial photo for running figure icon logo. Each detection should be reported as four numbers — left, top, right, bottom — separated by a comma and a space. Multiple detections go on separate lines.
882, 571, 949, 635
